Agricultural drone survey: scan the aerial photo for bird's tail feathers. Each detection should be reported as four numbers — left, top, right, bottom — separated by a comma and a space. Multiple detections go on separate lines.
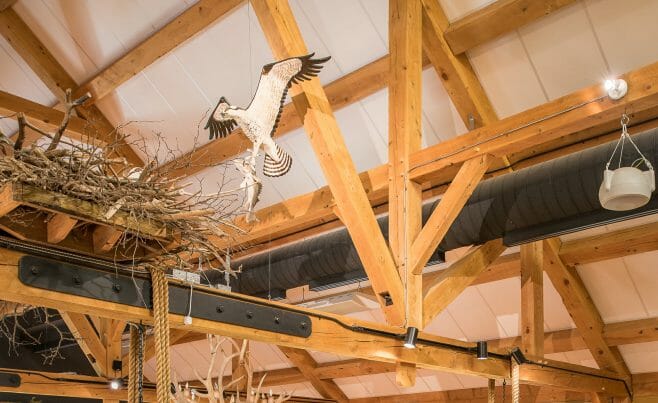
263, 144, 292, 177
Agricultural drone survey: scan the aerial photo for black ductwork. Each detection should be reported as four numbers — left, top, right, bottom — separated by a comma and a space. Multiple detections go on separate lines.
224, 128, 658, 297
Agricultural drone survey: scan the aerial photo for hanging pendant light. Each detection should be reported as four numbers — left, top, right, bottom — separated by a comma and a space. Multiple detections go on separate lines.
403, 327, 419, 349
599, 114, 655, 211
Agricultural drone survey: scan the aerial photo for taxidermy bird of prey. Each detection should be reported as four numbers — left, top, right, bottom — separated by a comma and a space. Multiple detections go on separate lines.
205, 53, 331, 177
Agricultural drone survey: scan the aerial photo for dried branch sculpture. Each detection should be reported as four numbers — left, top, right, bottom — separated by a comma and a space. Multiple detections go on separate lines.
172, 335, 292, 403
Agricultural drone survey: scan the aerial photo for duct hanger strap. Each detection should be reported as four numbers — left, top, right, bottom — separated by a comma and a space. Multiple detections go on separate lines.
606, 114, 654, 171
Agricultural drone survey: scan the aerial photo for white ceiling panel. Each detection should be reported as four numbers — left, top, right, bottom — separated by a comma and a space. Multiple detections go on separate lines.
333, 103, 387, 172
417, 369, 464, 391
447, 286, 511, 341
438, 0, 496, 22
424, 307, 468, 341
268, 382, 322, 399
281, 128, 326, 188
359, 0, 387, 47
468, 32, 547, 118
518, 2, 608, 100
455, 373, 488, 389
543, 272, 576, 331
476, 277, 521, 337
422, 68, 468, 144
578, 258, 649, 323
0, 36, 56, 106
623, 251, 658, 317
353, 373, 401, 397
563, 349, 598, 369
619, 341, 658, 374
293, 0, 387, 74
585, 0, 658, 75
333, 376, 371, 399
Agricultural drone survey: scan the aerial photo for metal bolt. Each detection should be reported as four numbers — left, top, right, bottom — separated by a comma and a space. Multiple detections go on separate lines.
246, 311, 253, 319
216, 305, 224, 313
73, 276, 81, 285
30, 266, 39, 275
112, 283, 121, 293
300, 321, 307, 329
274, 316, 280, 324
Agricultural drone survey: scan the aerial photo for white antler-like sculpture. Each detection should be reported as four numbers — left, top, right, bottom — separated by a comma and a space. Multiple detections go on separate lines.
170, 335, 292, 403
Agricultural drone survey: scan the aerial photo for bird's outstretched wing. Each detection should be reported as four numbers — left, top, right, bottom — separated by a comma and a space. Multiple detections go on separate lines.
205, 97, 237, 140
250, 53, 331, 137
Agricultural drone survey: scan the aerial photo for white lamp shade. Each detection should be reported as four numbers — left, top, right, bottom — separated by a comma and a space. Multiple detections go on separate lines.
599, 167, 655, 211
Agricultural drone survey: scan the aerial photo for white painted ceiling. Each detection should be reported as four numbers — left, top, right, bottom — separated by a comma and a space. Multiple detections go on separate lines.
3, 0, 658, 399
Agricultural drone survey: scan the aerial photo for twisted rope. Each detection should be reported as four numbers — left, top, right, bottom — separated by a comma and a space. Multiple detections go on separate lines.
128, 325, 139, 402
488, 378, 495, 403
511, 361, 520, 403
150, 268, 171, 402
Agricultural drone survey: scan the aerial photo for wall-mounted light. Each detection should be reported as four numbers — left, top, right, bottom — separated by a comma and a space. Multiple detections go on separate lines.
403, 327, 418, 349
476, 341, 488, 360
604, 78, 628, 100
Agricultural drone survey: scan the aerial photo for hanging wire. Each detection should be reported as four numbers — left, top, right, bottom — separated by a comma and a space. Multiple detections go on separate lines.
606, 113, 654, 171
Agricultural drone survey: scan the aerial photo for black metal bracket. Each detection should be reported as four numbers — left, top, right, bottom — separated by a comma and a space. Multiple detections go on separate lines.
18, 255, 312, 338
0, 372, 20, 388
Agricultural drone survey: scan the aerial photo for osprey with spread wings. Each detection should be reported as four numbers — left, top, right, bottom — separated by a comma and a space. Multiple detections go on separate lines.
205, 53, 330, 177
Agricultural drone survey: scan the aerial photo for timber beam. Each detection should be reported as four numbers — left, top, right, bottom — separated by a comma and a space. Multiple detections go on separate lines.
0, 248, 508, 379
252, 0, 405, 324
0, 368, 157, 401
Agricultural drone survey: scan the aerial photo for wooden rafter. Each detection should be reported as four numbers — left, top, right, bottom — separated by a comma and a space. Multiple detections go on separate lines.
543, 238, 631, 379
221, 60, 658, 252
422, 239, 505, 327
520, 241, 544, 357
279, 347, 348, 402
410, 154, 491, 275
0, 8, 142, 165
47, 213, 78, 244
388, 0, 423, 385
421, 0, 497, 129
443, 0, 579, 55
252, 0, 405, 324
59, 311, 107, 377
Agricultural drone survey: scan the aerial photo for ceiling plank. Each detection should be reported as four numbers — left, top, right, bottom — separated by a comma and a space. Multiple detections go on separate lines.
59, 311, 107, 377
543, 238, 631, 379
0, 8, 142, 165
421, 0, 497, 128
410, 154, 491, 275
422, 239, 505, 327
444, 0, 578, 55
73, 0, 243, 104
278, 347, 349, 402
252, 0, 405, 325
222, 60, 658, 252
520, 241, 544, 357
388, 0, 423, 387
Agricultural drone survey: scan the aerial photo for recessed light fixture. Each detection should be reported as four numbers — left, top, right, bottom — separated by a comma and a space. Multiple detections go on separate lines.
403, 327, 419, 349
476, 341, 488, 360
604, 78, 628, 100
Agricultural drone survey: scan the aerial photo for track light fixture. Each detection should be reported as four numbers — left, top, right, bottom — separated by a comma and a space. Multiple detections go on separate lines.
109, 378, 122, 390
403, 326, 419, 349
510, 347, 528, 365
476, 341, 488, 360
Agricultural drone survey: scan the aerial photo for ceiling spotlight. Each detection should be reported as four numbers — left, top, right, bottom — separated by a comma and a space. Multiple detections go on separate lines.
476, 341, 488, 360
604, 78, 628, 100
109, 378, 122, 390
403, 326, 419, 349
510, 347, 528, 365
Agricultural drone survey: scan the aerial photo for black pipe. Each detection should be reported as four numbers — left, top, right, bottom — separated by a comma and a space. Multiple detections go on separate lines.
226, 128, 658, 296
